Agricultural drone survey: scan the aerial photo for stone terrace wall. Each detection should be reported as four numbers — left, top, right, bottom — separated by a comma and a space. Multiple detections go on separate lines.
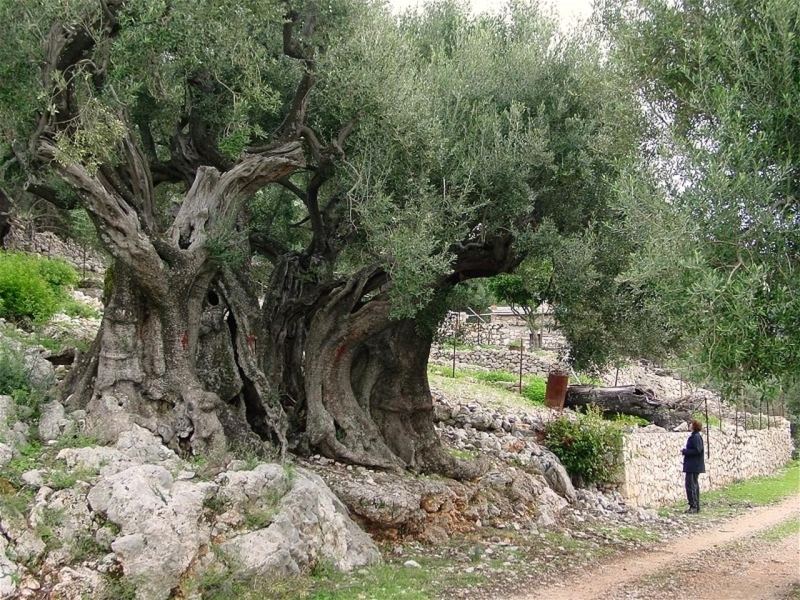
620, 421, 793, 507
429, 346, 563, 377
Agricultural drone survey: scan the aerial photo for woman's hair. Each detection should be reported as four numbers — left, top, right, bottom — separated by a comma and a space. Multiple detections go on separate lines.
691, 419, 703, 433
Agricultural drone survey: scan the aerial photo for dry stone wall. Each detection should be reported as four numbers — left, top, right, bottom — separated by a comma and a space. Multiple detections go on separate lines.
429, 346, 563, 377
620, 421, 793, 507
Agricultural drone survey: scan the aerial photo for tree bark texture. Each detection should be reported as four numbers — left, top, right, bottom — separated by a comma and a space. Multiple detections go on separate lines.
565, 385, 692, 429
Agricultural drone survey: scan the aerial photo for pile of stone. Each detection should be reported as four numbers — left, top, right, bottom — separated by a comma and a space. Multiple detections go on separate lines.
0, 405, 379, 600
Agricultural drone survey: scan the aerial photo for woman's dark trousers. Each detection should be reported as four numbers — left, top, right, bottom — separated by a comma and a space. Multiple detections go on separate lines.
685, 472, 700, 510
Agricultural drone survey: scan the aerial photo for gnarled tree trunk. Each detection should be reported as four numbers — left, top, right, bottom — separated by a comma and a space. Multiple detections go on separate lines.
565, 385, 692, 428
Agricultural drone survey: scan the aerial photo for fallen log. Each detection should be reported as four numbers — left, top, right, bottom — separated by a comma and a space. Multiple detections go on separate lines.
565, 385, 692, 429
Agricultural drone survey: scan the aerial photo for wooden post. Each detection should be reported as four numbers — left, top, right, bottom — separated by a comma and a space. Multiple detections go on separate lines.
614, 366, 620, 387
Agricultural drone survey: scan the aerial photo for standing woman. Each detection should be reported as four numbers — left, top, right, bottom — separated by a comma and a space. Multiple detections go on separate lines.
682, 419, 706, 513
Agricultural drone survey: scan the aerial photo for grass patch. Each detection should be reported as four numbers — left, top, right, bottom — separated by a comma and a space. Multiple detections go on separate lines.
243, 506, 276, 530
428, 364, 465, 379
704, 460, 799, 507
100, 575, 137, 600
612, 413, 649, 427
659, 460, 799, 517
693, 411, 722, 428
541, 531, 590, 553
35, 506, 65, 552
46, 466, 98, 490
4, 440, 47, 487
309, 558, 486, 600
69, 533, 108, 563
447, 447, 477, 460
0, 488, 33, 522
472, 370, 516, 384
521, 376, 546, 405
614, 526, 661, 543
758, 516, 800, 541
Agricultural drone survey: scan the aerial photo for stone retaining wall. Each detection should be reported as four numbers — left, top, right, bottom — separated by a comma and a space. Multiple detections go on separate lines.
429, 346, 563, 377
620, 421, 793, 507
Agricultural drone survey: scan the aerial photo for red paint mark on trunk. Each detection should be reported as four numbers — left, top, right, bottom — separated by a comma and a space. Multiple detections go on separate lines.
247, 334, 256, 352
181, 332, 189, 351
335, 344, 347, 362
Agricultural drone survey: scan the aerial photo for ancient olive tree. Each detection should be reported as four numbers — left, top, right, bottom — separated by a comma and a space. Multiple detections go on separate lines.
270, 1, 642, 471
1, 0, 638, 472
0, 0, 344, 456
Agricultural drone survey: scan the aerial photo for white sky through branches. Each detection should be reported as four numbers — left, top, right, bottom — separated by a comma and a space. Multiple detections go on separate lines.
388, 0, 594, 30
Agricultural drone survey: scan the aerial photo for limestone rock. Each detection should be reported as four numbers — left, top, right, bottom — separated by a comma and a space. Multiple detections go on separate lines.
49, 566, 105, 600
58, 425, 180, 475
0, 536, 18, 599
0, 396, 26, 448
38, 401, 74, 442
220, 468, 379, 577
30, 483, 94, 565
535, 449, 577, 502
22, 348, 55, 389
87, 464, 215, 600
21, 469, 46, 488
0, 443, 12, 468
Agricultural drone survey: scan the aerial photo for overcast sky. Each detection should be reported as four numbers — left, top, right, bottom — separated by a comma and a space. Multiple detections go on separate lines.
388, 0, 595, 30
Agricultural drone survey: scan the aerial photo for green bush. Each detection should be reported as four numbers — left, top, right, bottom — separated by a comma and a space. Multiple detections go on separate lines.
0, 342, 29, 396
0, 252, 78, 321
36, 257, 78, 293
522, 376, 547, 405
473, 370, 516, 384
544, 405, 624, 485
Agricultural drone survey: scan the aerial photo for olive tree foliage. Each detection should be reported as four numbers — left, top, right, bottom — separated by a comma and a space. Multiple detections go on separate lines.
601, 0, 800, 400
487, 260, 552, 344
0, 0, 641, 471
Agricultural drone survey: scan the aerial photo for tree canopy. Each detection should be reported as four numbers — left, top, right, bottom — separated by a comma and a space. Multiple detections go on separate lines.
603, 0, 800, 397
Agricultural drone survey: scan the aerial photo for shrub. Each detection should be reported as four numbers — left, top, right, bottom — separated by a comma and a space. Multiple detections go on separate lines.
0, 252, 78, 322
544, 405, 624, 485
0, 342, 29, 396
522, 376, 547, 405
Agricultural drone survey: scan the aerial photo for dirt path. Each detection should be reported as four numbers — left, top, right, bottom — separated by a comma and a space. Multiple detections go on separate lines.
521, 494, 800, 600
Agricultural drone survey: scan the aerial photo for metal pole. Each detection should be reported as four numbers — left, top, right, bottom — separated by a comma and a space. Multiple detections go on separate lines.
518, 337, 523, 394
704, 395, 711, 458
452, 312, 458, 378
766, 398, 771, 429
679, 373, 683, 399
614, 366, 619, 387
759, 396, 763, 429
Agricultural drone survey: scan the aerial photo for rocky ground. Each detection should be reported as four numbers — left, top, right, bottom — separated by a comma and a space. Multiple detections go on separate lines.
0, 239, 788, 599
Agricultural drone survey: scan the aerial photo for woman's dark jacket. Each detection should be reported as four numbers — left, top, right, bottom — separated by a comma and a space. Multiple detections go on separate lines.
682, 431, 705, 473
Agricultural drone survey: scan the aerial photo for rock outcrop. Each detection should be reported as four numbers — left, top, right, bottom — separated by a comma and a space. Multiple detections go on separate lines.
0, 424, 380, 600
